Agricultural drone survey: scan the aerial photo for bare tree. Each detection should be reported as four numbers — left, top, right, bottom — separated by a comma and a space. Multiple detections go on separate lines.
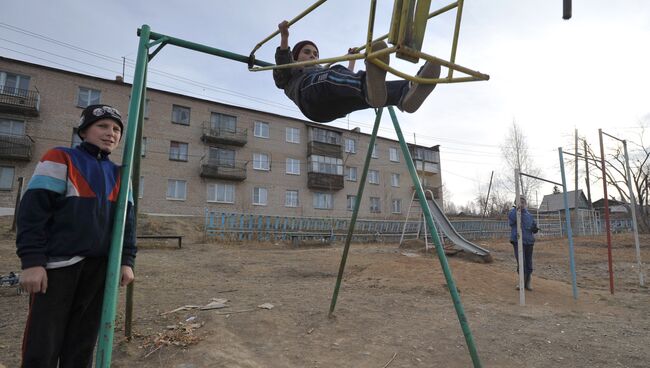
500, 120, 542, 199
584, 121, 650, 232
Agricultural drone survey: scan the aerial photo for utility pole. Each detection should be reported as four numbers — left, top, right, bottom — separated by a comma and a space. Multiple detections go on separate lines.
583, 139, 592, 208
574, 129, 579, 211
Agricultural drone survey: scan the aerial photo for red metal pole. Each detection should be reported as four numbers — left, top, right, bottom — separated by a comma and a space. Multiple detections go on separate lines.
599, 129, 614, 294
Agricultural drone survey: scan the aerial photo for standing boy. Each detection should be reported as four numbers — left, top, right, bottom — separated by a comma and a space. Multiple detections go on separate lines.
17, 104, 137, 367
508, 196, 538, 291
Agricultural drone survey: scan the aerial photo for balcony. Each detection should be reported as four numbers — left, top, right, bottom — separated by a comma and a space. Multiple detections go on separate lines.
0, 134, 34, 161
307, 172, 344, 191
412, 159, 440, 174
308, 141, 342, 159
200, 159, 247, 181
201, 123, 247, 146
0, 88, 40, 116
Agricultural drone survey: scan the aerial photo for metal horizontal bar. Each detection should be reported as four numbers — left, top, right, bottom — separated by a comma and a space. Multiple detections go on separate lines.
519, 172, 562, 187
601, 130, 625, 143
139, 28, 273, 67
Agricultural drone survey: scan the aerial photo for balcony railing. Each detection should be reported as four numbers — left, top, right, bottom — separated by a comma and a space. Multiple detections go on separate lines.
200, 159, 247, 181
201, 122, 247, 146
0, 134, 34, 161
0, 87, 40, 116
308, 141, 342, 159
307, 172, 344, 191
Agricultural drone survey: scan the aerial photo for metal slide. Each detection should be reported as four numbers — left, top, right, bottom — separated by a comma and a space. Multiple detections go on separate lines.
427, 199, 491, 257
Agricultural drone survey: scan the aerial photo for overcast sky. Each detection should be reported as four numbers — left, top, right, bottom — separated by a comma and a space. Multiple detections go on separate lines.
2, 0, 649, 208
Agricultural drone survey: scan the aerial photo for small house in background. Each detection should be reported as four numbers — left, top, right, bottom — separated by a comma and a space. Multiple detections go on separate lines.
538, 190, 590, 213
592, 198, 630, 219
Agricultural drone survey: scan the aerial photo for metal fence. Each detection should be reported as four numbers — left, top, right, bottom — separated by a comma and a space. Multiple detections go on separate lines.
204, 209, 631, 243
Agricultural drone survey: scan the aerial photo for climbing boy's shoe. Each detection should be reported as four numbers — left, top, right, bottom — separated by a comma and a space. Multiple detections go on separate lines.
364, 41, 389, 108
400, 61, 441, 113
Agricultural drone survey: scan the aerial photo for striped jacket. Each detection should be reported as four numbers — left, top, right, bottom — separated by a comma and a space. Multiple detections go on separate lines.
16, 142, 136, 270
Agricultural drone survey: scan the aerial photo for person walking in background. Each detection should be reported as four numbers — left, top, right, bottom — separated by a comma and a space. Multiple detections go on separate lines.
508, 196, 539, 291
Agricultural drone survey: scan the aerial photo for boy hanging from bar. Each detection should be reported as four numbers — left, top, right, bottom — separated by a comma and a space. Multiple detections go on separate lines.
273, 20, 441, 123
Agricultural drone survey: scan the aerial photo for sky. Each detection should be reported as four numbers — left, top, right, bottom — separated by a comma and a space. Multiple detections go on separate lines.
2, 0, 649, 208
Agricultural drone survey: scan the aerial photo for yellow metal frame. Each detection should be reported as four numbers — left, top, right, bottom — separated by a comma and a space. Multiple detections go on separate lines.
248, 0, 489, 85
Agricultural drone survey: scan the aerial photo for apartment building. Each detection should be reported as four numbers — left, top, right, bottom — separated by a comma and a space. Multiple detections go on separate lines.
0, 56, 443, 218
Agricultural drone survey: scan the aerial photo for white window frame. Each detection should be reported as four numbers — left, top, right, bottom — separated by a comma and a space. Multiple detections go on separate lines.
207, 182, 235, 203
345, 166, 357, 182
392, 199, 402, 214
309, 155, 343, 175
285, 127, 300, 143
141, 137, 147, 157
76, 87, 101, 107
369, 197, 381, 213
0, 166, 15, 190
0, 118, 25, 136
169, 141, 189, 161
285, 190, 299, 207
389, 147, 400, 162
166, 179, 187, 200
253, 153, 270, 171
138, 176, 144, 199
368, 170, 379, 184
344, 138, 356, 153
171, 104, 191, 125
254, 121, 270, 138
371, 143, 379, 158
253, 187, 268, 206
0, 71, 30, 94
286, 158, 301, 175
346, 195, 357, 211
391, 173, 400, 187
313, 192, 333, 210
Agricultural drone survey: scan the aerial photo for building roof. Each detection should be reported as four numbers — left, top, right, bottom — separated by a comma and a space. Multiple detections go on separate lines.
538, 190, 589, 212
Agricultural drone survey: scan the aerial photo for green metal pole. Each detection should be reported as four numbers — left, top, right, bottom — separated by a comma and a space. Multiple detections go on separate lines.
329, 108, 383, 317
139, 29, 273, 68
124, 63, 147, 340
95, 24, 150, 367
387, 106, 482, 367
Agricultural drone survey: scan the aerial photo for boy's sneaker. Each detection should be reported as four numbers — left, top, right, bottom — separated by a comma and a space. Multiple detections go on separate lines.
400, 61, 441, 113
364, 41, 389, 108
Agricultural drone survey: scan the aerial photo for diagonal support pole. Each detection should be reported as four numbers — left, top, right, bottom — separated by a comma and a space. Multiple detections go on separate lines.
387, 106, 482, 367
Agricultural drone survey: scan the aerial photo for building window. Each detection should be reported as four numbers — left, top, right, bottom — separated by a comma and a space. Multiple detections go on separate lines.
0, 71, 30, 95
346, 195, 357, 211
286, 127, 300, 143
309, 155, 343, 175
368, 170, 379, 184
211, 112, 237, 131
140, 137, 147, 157
0, 119, 25, 136
169, 141, 189, 161
207, 183, 235, 203
392, 199, 402, 214
253, 187, 268, 205
71, 128, 83, 147
286, 158, 300, 175
253, 153, 270, 171
389, 147, 400, 162
166, 179, 186, 200
77, 87, 101, 107
370, 197, 381, 213
311, 127, 341, 145
144, 99, 150, 119
172, 104, 190, 125
391, 173, 400, 187
345, 138, 356, 153
413, 147, 437, 161
285, 190, 299, 207
254, 121, 270, 138
313, 192, 333, 209
0, 166, 15, 190
345, 166, 357, 181
209, 147, 235, 166
372, 143, 378, 158
138, 176, 144, 199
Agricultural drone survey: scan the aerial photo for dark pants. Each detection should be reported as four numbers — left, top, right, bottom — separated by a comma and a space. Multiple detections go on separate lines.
22, 257, 107, 368
299, 65, 409, 122
511, 241, 534, 275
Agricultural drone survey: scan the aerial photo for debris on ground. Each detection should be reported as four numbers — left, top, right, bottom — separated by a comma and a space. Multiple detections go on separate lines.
141, 320, 205, 358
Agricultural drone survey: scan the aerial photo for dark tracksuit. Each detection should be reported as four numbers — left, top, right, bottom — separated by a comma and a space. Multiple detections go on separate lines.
273, 47, 409, 123
16, 142, 136, 368
508, 207, 537, 276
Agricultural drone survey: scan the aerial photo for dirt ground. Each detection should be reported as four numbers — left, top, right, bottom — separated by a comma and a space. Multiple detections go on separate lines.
1, 218, 649, 367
